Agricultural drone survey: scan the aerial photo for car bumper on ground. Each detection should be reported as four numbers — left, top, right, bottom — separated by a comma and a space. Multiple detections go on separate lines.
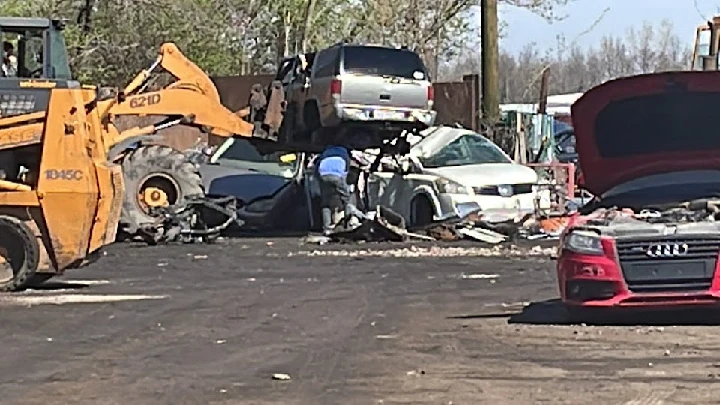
558, 248, 720, 309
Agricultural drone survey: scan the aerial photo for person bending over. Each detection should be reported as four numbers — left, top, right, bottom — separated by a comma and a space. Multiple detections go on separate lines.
316, 144, 352, 234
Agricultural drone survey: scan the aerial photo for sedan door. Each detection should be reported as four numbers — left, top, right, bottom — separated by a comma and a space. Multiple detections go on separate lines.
366, 158, 436, 222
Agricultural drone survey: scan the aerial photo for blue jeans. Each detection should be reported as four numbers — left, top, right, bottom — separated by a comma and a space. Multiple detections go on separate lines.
318, 174, 366, 232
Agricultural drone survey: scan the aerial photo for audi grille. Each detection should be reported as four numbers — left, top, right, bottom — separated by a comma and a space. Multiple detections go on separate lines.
615, 237, 720, 293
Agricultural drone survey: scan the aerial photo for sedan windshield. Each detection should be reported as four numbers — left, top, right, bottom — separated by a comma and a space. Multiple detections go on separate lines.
215, 138, 298, 177
418, 134, 511, 168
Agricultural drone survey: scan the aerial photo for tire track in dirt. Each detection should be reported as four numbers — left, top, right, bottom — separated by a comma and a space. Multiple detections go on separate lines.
9, 239, 711, 405
624, 389, 673, 405
295, 284, 371, 402
4, 258, 359, 404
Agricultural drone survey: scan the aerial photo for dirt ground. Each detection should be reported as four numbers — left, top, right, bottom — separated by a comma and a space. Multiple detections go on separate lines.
1, 238, 720, 405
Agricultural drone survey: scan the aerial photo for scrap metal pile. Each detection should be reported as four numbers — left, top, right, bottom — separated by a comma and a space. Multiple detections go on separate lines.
306, 204, 570, 246
181, 124, 581, 246
135, 195, 242, 244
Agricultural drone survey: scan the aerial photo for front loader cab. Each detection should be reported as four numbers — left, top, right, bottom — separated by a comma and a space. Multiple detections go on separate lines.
691, 16, 720, 71
0, 17, 71, 79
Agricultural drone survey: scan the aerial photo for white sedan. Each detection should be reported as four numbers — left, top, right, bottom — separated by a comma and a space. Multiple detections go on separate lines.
366, 126, 551, 226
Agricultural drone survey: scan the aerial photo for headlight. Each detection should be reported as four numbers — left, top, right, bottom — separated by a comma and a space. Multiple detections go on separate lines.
562, 230, 604, 255
435, 178, 469, 194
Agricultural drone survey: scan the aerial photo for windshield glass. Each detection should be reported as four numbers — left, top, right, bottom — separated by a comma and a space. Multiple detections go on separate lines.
694, 29, 711, 70
342, 46, 427, 80
555, 131, 576, 154
1, 27, 71, 79
418, 134, 511, 168
553, 119, 572, 134
1, 30, 41, 78
215, 138, 298, 178
49, 28, 71, 79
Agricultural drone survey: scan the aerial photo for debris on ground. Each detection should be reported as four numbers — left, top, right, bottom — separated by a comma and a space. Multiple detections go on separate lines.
461, 273, 500, 279
289, 244, 557, 258
272, 373, 292, 381
330, 205, 436, 243
139, 195, 243, 244
331, 206, 408, 242
302, 203, 569, 246
456, 227, 506, 244
524, 215, 570, 240
302, 235, 333, 245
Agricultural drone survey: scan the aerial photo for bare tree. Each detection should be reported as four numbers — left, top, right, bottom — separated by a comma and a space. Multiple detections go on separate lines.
442, 19, 692, 102
0, 0, 576, 85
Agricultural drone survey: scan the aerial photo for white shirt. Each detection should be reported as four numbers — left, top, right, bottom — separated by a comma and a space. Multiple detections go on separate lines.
2, 54, 17, 77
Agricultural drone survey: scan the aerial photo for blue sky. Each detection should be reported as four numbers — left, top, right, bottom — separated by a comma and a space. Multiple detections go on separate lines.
497, 0, 720, 54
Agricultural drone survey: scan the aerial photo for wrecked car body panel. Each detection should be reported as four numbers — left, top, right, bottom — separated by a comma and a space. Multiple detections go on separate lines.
198, 137, 308, 230
559, 72, 720, 314
558, 222, 720, 309
199, 163, 292, 205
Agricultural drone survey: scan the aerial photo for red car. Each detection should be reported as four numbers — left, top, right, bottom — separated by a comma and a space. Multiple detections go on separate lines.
557, 71, 720, 319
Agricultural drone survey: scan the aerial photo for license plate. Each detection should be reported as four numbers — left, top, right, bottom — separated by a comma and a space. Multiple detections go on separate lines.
625, 261, 709, 282
373, 109, 405, 120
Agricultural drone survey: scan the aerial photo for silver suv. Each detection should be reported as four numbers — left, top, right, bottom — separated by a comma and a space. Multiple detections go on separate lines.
277, 43, 437, 151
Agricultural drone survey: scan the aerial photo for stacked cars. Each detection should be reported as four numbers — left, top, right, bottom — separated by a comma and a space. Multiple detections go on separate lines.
275, 42, 436, 152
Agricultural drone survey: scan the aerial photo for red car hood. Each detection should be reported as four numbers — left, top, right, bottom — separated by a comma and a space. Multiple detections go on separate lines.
571, 71, 720, 196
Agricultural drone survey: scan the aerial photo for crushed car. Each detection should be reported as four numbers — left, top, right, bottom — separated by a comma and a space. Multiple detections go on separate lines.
197, 125, 559, 242
557, 71, 720, 319
365, 126, 552, 227
198, 137, 310, 231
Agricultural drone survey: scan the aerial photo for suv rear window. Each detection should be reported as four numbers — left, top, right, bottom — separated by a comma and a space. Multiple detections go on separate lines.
342, 46, 427, 80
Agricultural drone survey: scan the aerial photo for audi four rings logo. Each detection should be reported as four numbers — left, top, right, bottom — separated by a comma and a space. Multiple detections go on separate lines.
645, 243, 689, 258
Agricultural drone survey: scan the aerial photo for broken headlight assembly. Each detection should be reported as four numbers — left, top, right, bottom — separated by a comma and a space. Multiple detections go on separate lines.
562, 230, 604, 255
434, 177, 468, 194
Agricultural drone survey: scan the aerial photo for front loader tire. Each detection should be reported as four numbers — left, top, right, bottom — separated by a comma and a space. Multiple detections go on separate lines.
0, 215, 41, 292
118, 145, 204, 240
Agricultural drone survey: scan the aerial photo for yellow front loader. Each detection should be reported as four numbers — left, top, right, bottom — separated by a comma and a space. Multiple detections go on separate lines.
0, 17, 285, 291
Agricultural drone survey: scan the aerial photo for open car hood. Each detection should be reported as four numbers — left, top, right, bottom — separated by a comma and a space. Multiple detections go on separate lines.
571, 71, 720, 196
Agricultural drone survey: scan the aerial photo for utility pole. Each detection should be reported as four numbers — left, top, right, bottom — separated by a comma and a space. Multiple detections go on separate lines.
480, 0, 499, 123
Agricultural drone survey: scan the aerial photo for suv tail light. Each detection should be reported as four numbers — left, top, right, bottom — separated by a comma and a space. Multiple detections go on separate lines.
427, 84, 434, 107
330, 79, 342, 97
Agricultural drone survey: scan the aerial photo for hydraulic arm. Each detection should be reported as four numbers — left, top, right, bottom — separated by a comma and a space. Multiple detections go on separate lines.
100, 43, 284, 152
